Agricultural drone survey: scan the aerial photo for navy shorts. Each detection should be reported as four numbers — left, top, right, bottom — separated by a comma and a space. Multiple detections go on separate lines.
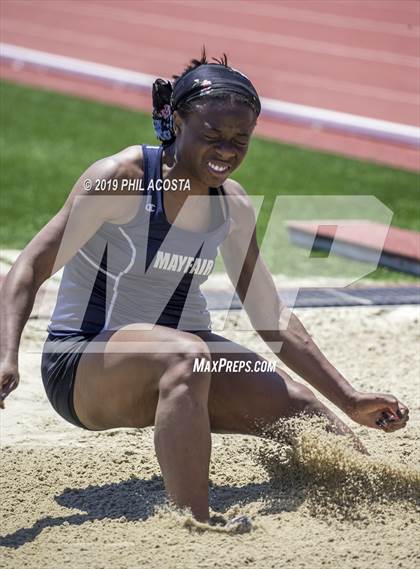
41, 332, 96, 430
40, 329, 243, 431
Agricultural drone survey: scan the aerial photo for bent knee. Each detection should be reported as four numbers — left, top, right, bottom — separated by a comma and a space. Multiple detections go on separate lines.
158, 337, 212, 399
288, 381, 321, 415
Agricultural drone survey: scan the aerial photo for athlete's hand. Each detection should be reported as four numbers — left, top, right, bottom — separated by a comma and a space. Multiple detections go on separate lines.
346, 392, 409, 432
0, 360, 20, 409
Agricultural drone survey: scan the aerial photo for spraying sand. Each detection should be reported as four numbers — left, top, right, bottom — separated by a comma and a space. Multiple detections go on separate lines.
1, 305, 419, 569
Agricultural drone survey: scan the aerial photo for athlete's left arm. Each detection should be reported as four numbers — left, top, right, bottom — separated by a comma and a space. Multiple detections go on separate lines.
220, 180, 409, 431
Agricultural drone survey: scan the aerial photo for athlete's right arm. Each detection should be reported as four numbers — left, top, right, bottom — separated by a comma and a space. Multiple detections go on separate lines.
0, 148, 143, 407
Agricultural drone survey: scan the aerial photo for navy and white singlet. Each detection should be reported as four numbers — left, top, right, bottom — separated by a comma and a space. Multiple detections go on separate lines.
47, 144, 231, 336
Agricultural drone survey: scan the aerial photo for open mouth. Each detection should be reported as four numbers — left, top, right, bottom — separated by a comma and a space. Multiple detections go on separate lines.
207, 160, 231, 175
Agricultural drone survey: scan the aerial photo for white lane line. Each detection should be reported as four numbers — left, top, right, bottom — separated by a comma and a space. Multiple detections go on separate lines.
42, 1, 420, 68
0, 43, 153, 90
261, 97, 420, 146
1, 43, 419, 147
339, 0, 420, 15
1, 17, 146, 61
239, 64, 420, 106
177, 0, 420, 37
3, 15, 420, 105
3, 17, 417, 106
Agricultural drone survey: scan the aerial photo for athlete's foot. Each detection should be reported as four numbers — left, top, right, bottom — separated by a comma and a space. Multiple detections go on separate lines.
209, 513, 253, 533
226, 515, 253, 533
209, 514, 227, 527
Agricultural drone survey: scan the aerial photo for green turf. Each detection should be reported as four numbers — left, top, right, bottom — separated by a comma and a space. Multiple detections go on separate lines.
1, 80, 419, 282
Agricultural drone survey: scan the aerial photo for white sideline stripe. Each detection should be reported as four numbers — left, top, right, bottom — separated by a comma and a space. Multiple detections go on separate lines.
1, 43, 419, 147
262, 98, 420, 147
0, 43, 152, 88
104, 227, 136, 329
44, 1, 419, 67
178, 0, 420, 37
3, 17, 415, 104
78, 250, 117, 282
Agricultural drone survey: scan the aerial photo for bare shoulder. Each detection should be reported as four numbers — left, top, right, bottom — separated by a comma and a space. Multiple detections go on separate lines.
99, 144, 144, 192
68, 145, 143, 198
223, 178, 247, 197
222, 178, 256, 220
66, 145, 145, 224
113, 144, 144, 177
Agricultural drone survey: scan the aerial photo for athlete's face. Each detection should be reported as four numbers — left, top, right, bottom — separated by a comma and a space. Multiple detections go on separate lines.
173, 99, 257, 187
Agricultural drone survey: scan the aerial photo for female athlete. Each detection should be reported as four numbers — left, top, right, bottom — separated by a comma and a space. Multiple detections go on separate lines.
0, 51, 409, 523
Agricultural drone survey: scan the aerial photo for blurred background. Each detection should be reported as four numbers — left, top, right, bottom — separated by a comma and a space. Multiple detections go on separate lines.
1, 0, 419, 281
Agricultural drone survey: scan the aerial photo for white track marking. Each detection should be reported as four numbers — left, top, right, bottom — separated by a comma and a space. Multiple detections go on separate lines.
1, 43, 419, 146
177, 0, 420, 36
40, 1, 419, 68
3, 17, 417, 106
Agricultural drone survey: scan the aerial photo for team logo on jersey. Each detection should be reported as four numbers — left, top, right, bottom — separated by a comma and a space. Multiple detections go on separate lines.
153, 251, 214, 276
145, 202, 156, 212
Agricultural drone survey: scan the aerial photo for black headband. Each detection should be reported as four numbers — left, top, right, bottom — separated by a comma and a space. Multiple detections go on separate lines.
171, 63, 261, 115
152, 64, 261, 144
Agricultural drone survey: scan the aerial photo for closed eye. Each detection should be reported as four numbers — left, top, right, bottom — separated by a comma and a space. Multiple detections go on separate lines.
204, 135, 249, 147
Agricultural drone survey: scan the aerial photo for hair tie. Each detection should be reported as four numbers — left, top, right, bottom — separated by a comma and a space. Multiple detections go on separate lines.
152, 79, 176, 144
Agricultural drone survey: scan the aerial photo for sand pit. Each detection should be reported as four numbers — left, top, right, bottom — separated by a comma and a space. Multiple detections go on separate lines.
1, 305, 419, 569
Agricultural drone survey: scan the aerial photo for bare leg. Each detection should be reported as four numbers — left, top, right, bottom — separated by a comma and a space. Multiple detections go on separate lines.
154, 354, 212, 521
72, 326, 365, 524
73, 325, 214, 521
197, 331, 367, 452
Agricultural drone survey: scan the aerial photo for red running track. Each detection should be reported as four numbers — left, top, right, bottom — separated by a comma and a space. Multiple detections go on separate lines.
1, 0, 419, 170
